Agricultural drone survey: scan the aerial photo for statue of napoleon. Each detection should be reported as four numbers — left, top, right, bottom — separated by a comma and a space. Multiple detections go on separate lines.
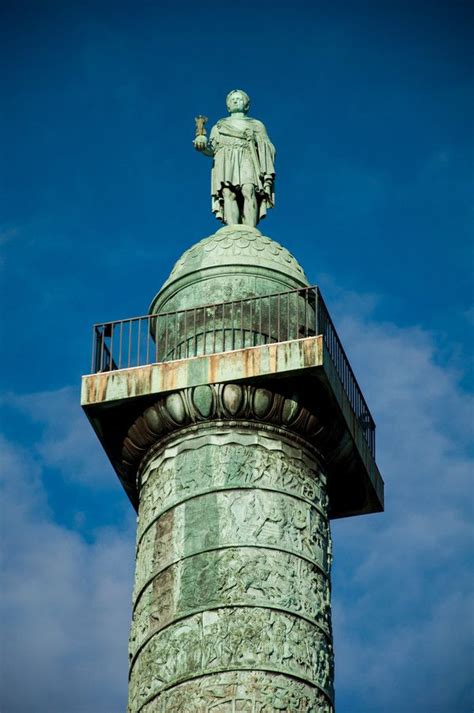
194, 89, 275, 228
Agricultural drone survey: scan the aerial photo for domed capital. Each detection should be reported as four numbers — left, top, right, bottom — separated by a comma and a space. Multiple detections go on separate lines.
150, 225, 309, 315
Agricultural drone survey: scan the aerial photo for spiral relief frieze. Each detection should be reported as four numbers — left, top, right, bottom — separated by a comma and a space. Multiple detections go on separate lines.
128, 607, 334, 713
137, 433, 329, 544
129, 546, 332, 662
139, 671, 333, 713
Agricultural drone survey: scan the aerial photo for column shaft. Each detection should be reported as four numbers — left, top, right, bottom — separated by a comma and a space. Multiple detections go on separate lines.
128, 422, 334, 713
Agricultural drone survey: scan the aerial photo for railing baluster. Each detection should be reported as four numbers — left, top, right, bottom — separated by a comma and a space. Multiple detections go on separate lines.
314, 289, 318, 335
287, 292, 290, 341
268, 296, 271, 343
137, 318, 141, 367
212, 305, 216, 353
259, 296, 263, 344
184, 309, 188, 358
118, 321, 123, 369
304, 288, 308, 337
108, 324, 114, 371
231, 300, 235, 349
203, 307, 207, 355
248, 298, 253, 347
145, 316, 150, 365
91, 326, 97, 373
100, 327, 105, 371
221, 302, 225, 352
296, 291, 299, 340
174, 312, 178, 360
164, 314, 169, 361
277, 292, 281, 342
127, 319, 132, 368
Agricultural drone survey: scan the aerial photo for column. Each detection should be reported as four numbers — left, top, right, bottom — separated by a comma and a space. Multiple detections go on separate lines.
125, 384, 334, 713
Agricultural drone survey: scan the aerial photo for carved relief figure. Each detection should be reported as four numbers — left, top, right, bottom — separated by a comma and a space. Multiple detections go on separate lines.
138, 440, 327, 545
145, 671, 333, 713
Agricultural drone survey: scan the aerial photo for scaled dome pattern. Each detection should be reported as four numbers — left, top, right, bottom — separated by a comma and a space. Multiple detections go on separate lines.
166, 225, 308, 286
150, 225, 309, 316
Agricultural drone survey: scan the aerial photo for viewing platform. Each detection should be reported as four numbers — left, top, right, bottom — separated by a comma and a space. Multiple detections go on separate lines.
81, 285, 384, 519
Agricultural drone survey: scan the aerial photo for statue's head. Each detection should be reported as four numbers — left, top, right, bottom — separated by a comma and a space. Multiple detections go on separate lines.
226, 89, 250, 114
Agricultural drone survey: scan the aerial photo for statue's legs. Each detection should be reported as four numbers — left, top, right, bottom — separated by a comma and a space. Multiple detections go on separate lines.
242, 183, 257, 227
222, 187, 240, 225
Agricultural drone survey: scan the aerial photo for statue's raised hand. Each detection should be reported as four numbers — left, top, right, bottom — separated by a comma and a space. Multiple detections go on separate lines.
193, 135, 208, 152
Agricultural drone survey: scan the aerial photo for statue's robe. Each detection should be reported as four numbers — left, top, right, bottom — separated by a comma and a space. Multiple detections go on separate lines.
209, 116, 275, 224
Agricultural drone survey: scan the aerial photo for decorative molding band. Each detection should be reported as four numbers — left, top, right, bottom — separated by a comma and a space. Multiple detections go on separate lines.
122, 383, 324, 479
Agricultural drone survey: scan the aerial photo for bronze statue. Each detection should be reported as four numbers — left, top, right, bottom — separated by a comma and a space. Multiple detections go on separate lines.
194, 89, 275, 227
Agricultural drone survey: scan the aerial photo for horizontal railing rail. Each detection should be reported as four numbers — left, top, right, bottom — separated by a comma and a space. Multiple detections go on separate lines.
90, 286, 375, 455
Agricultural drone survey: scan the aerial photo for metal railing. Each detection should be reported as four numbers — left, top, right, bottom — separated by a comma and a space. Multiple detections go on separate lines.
90, 286, 375, 455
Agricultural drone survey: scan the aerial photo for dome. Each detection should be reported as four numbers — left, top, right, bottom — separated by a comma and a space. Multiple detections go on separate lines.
150, 225, 309, 315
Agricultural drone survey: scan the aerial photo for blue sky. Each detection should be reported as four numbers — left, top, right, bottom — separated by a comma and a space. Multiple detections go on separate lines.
1, 1, 473, 711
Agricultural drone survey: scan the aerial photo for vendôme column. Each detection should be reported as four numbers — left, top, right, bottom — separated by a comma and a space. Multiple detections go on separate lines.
125, 224, 334, 712
81, 90, 383, 713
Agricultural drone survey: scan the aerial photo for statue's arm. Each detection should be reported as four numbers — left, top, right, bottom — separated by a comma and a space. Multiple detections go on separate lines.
194, 125, 217, 158
253, 120, 275, 200
194, 141, 214, 158
254, 120, 275, 153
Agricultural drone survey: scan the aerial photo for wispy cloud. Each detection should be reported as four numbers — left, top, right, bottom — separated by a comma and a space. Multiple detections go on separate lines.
0, 294, 472, 713
1, 387, 112, 487
0, 434, 134, 713
331, 294, 473, 713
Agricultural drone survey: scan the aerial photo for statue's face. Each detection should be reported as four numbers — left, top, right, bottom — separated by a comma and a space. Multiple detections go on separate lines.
226, 91, 249, 114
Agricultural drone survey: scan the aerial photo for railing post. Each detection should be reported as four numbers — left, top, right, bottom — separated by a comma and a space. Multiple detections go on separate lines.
127, 320, 132, 368
145, 316, 150, 365
212, 305, 216, 353
118, 322, 123, 369
221, 302, 225, 352
193, 309, 197, 357
314, 288, 319, 336
203, 307, 207, 355
100, 326, 105, 371
91, 326, 97, 373
137, 318, 142, 367
277, 292, 281, 342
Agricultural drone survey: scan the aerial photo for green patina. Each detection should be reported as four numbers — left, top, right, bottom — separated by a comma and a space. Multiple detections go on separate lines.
82, 90, 384, 713
124, 214, 336, 712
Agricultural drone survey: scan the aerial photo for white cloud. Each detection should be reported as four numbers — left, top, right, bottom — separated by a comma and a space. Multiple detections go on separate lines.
330, 295, 473, 712
0, 296, 472, 713
0, 434, 135, 713
1, 387, 112, 487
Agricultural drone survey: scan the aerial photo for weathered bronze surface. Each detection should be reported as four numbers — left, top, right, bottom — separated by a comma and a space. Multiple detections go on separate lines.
193, 91, 275, 227
128, 422, 334, 712
82, 93, 384, 711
